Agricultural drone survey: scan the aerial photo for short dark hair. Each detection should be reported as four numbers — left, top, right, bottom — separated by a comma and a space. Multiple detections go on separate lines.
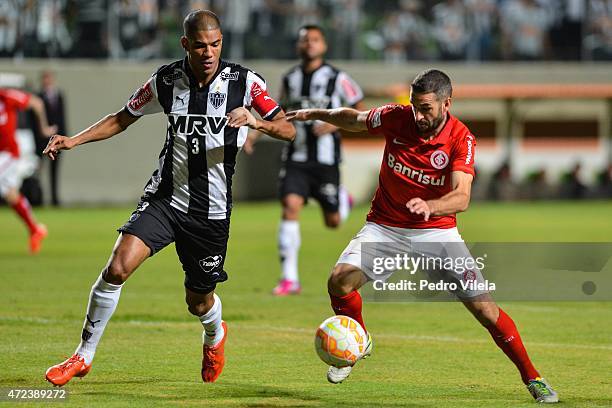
298, 24, 326, 38
183, 10, 222, 38
411, 69, 452, 100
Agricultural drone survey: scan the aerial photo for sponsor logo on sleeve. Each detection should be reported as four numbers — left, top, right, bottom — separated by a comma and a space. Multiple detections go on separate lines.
370, 108, 382, 128
465, 134, 474, 165
250, 82, 264, 99
129, 82, 154, 111
430, 150, 449, 170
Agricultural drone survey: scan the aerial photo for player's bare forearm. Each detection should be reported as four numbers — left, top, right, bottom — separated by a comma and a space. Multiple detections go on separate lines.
407, 171, 473, 221
43, 109, 138, 160
426, 188, 471, 216
226, 107, 295, 142
286, 108, 369, 132
253, 112, 296, 142
71, 110, 137, 146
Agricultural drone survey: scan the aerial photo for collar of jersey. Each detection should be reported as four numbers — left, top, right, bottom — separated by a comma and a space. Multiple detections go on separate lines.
183, 57, 226, 90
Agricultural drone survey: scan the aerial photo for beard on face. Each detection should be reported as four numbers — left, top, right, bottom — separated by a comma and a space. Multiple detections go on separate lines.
416, 110, 445, 134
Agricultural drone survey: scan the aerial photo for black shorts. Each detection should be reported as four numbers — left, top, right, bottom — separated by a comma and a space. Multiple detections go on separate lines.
118, 199, 229, 294
279, 162, 340, 212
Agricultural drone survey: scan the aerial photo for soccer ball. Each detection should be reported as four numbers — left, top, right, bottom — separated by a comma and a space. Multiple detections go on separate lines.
314, 315, 367, 367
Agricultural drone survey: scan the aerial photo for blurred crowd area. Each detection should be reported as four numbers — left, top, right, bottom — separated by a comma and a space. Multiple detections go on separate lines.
0, 0, 611, 61
475, 162, 612, 201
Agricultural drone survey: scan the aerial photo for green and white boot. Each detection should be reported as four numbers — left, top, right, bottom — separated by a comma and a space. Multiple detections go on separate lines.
527, 377, 559, 403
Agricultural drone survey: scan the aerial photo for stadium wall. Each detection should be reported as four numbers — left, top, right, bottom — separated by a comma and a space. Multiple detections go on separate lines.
1, 60, 610, 205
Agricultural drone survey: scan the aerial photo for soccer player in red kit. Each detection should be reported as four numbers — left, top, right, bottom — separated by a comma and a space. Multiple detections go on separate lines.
0, 87, 55, 253
286, 69, 558, 403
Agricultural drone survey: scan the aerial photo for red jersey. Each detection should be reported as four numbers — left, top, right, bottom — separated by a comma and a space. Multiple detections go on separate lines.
0, 88, 31, 157
365, 104, 476, 229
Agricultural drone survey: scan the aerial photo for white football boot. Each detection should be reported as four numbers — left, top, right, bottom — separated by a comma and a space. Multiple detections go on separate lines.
327, 332, 372, 384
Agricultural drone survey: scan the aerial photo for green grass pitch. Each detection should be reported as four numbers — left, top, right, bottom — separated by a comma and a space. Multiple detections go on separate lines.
1, 201, 611, 407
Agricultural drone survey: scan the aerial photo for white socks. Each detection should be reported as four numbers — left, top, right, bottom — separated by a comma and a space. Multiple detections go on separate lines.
339, 185, 351, 223
278, 220, 300, 283
75, 273, 123, 365
200, 293, 224, 346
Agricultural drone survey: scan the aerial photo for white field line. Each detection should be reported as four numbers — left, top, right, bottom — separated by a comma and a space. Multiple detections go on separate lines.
2, 316, 612, 352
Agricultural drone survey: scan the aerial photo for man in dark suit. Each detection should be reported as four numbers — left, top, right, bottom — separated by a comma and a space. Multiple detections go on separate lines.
39, 70, 66, 206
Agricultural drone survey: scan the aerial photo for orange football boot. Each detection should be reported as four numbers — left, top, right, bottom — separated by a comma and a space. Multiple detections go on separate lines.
201, 321, 227, 383
29, 224, 48, 254
45, 354, 91, 387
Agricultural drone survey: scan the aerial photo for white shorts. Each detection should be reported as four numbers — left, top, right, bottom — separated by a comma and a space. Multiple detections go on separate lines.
0, 151, 22, 196
337, 222, 488, 299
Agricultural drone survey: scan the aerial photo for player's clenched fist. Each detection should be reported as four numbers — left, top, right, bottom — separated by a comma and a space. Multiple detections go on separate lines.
43, 135, 75, 161
226, 107, 257, 129
406, 197, 433, 221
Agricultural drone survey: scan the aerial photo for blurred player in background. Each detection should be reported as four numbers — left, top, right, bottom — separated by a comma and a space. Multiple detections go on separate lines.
43, 10, 295, 386
287, 69, 559, 404
39, 70, 67, 207
246, 25, 365, 296
0, 87, 55, 253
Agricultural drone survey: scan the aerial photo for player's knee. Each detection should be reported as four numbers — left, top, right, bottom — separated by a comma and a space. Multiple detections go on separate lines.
471, 303, 499, 326
328, 266, 353, 296
324, 216, 340, 229
186, 298, 213, 316
104, 258, 133, 285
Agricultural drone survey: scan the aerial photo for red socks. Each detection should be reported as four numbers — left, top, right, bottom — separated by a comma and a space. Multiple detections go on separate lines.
487, 308, 540, 384
11, 195, 38, 234
330, 290, 366, 332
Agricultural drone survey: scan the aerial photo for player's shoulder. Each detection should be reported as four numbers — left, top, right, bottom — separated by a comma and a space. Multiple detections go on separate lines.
369, 103, 411, 129
321, 62, 341, 75
222, 60, 263, 81
282, 64, 301, 80
449, 114, 474, 141
153, 59, 184, 78
0, 88, 29, 103
375, 103, 411, 116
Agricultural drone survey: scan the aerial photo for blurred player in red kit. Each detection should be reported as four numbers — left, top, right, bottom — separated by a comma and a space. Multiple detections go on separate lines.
287, 69, 559, 403
0, 87, 55, 253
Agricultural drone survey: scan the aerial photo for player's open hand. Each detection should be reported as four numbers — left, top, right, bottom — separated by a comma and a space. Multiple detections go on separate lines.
286, 109, 315, 122
43, 135, 75, 161
406, 198, 433, 221
227, 107, 257, 129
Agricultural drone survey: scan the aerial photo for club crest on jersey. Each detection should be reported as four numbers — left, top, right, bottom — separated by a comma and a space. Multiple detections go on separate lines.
200, 255, 223, 272
430, 150, 449, 170
209, 91, 226, 109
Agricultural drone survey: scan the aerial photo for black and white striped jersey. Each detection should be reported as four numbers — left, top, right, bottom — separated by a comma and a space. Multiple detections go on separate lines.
281, 62, 363, 166
125, 57, 281, 219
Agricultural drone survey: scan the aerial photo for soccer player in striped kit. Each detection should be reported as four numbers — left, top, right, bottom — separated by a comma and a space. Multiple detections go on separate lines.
268, 25, 365, 295
287, 69, 558, 403
43, 10, 295, 386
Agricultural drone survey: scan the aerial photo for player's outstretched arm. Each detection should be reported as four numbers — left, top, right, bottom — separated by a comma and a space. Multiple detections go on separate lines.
286, 108, 369, 132
407, 171, 473, 221
43, 109, 139, 160
227, 107, 296, 142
